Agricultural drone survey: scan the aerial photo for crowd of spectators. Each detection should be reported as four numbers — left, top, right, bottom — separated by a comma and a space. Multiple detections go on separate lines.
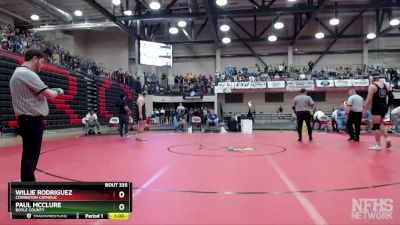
216, 62, 400, 89
2, 25, 399, 94
150, 104, 215, 128
142, 72, 214, 95
0, 24, 131, 80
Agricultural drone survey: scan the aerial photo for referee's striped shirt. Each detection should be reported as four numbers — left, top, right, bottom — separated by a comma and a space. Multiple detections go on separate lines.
9, 67, 49, 116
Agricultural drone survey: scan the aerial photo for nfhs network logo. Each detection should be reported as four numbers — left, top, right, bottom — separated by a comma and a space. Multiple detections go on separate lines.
352, 198, 394, 220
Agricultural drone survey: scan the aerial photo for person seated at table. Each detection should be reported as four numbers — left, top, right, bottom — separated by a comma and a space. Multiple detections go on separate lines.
313, 110, 326, 129
336, 105, 347, 132
362, 109, 372, 133
84, 109, 101, 135
206, 109, 219, 127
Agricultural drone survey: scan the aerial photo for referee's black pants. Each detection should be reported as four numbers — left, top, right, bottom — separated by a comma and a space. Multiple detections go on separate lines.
18, 115, 44, 182
118, 114, 129, 137
296, 111, 312, 140
347, 111, 362, 140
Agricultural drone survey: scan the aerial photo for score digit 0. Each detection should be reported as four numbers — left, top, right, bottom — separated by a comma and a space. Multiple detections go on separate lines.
119, 191, 125, 199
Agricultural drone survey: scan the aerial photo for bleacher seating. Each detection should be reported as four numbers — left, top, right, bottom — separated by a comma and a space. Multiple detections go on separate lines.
0, 50, 138, 135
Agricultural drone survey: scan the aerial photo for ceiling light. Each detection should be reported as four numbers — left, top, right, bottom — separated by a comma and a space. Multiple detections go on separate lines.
329, 18, 339, 26
315, 32, 325, 39
74, 10, 83, 17
390, 18, 400, 26
288, 0, 297, 2
123, 10, 132, 16
274, 22, 284, 29
367, 33, 376, 40
112, 0, 121, 5
295, 48, 298, 51
169, 27, 179, 34
178, 21, 187, 28
216, 0, 228, 6
149, 1, 161, 10
268, 35, 277, 42
222, 37, 231, 44
220, 24, 230, 32
31, 14, 39, 21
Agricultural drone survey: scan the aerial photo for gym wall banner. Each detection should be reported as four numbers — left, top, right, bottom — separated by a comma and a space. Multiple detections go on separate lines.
267, 81, 286, 89
286, 80, 315, 91
217, 82, 235, 88
315, 80, 334, 88
214, 86, 232, 94
216, 82, 267, 89
334, 80, 352, 87
351, 79, 370, 87
234, 81, 267, 89
183, 91, 203, 100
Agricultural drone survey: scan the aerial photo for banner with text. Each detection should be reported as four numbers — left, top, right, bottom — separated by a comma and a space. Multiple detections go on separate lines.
334, 80, 352, 87
267, 81, 286, 89
286, 80, 315, 91
234, 81, 267, 89
351, 79, 370, 87
217, 82, 267, 89
215, 86, 232, 93
217, 82, 235, 88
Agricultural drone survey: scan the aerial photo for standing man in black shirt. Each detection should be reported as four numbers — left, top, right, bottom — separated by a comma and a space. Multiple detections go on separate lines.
116, 94, 131, 138
292, 88, 314, 142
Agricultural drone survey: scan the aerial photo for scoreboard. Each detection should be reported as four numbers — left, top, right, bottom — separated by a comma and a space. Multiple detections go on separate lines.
8, 182, 132, 220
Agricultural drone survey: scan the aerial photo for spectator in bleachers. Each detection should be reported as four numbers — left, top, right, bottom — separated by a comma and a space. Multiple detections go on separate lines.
249, 74, 255, 82
226, 65, 234, 76
161, 73, 167, 87
52, 50, 60, 65
84, 110, 101, 135
1, 37, 9, 51
308, 61, 314, 72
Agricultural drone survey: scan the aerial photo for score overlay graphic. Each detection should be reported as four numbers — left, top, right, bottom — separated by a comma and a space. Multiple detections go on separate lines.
8, 182, 132, 220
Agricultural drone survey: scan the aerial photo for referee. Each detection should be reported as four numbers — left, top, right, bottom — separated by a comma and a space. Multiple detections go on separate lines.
292, 88, 314, 142
346, 88, 364, 142
9, 48, 64, 182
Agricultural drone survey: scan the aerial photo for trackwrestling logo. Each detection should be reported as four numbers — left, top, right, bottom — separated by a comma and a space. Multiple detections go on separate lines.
352, 198, 393, 220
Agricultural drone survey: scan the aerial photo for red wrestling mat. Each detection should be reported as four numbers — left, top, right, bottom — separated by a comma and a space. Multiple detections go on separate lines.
0, 131, 399, 224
